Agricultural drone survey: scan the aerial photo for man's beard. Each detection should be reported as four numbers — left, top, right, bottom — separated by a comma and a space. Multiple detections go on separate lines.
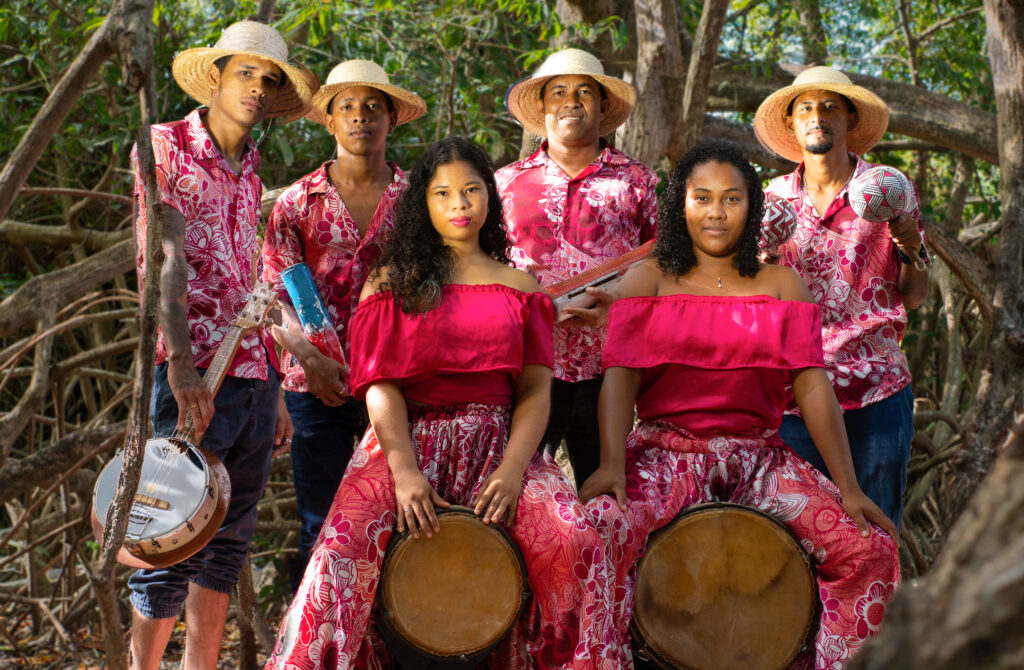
806, 137, 834, 154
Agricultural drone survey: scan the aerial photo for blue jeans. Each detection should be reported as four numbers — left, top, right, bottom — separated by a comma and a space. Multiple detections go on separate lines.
128, 362, 279, 619
779, 385, 913, 528
284, 391, 368, 592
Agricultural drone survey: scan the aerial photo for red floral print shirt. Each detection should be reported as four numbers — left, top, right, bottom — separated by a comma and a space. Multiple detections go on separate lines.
262, 162, 407, 394
132, 109, 274, 380
495, 142, 658, 382
766, 155, 925, 411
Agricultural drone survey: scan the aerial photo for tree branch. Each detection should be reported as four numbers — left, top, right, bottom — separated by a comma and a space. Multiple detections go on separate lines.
17, 187, 131, 205
918, 7, 985, 44
707, 59, 999, 164
922, 219, 993, 329
0, 239, 133, 338
0, 219, 130, 250
0, 10, 117, 222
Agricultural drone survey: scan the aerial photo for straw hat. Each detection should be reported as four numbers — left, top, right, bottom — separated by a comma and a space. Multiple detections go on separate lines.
506, 48, 636, 137
754, 66, 889, 162
307, 60, 426, 127
172, 21, 317, 121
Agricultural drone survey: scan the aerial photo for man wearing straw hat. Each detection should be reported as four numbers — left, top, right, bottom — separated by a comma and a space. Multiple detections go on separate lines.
261, 59, 425, 592
497, 48, 658, 488
128, 20, 314, 670
754, 66, 930, 528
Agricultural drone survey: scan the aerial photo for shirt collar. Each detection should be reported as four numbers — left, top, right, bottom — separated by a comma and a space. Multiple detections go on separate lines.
522, 139, 630, 171
184, 109, 258, 169
309, 160, 406, 196
790, 152, 869, 200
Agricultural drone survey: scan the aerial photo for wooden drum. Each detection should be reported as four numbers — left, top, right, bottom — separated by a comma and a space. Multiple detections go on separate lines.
630, 503, 818, 670
375, 506, 529, 668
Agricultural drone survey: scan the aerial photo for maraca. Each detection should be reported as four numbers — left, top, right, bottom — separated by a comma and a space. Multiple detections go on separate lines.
849, 166, 913, 223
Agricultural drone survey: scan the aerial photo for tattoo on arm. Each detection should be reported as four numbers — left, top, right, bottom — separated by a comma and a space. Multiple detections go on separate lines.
159, 205, 193, 361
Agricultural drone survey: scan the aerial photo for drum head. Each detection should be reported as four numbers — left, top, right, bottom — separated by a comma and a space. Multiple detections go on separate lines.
632, 504, 817, 670
379, 509, 525, 657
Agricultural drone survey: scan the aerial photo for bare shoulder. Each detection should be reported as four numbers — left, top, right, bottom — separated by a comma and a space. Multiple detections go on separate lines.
359, 265, 390, 302
616, 258, 662, 299
759, 264, 813, 303
498, 265, 543, 294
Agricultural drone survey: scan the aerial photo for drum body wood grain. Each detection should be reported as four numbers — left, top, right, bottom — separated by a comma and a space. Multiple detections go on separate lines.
375, 506, 528, 668
631, 503, 818, 670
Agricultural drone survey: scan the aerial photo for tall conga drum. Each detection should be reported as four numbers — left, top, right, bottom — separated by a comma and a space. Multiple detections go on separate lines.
630, 502, 818, 670
375, 506, 529, 669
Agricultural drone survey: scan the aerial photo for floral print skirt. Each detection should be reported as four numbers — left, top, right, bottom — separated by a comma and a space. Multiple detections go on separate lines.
584, 420, 901, 670
266, 402, 618, 670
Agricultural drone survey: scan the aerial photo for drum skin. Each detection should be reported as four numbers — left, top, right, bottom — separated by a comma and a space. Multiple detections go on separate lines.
376, 506, 528, 664
631, 503, 818, 670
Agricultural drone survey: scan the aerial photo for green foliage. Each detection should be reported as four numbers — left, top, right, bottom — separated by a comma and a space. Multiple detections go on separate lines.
0, 0, 1000, 277
720, 0, 996, 218
247, 0, 573, 181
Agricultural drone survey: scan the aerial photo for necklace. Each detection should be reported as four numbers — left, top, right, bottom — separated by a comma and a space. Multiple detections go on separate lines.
692, 266, 724, 290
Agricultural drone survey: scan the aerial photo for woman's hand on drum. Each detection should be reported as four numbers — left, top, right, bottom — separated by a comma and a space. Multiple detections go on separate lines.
579, 466, 628, 511
841, 488, 898, 540
394, 468, 449, 539
473, 463, 526, 525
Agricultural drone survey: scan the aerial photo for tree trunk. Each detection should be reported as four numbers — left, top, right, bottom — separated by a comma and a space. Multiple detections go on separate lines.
675, 0, 730, 158
702, 115, 797, 171
850, 6, 1024, 664
618, 0, 685, 166
252, 0, 276, 23
946, 0, 1024, 524
793, 0, 828, 65
554, 0, 634, 73
849, 422, 1024, 669
92, 1, 161, 667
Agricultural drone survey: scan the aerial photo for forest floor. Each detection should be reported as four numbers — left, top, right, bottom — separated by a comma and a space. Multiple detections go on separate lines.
0, 614, 271, 668
0, 447, 578, 669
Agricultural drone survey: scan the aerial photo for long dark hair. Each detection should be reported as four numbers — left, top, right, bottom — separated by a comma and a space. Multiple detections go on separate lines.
654, 141, 764, 278
372, 136, 511, 313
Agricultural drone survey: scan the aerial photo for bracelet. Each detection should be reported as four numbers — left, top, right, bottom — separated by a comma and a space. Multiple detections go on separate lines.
897, 244, 930, 271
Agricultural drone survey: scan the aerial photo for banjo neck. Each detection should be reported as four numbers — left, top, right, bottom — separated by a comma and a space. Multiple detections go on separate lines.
173, 282, 277, 446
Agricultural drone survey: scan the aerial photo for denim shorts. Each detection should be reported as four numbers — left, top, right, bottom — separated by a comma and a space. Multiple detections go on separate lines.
779, 384, 913, 528
128, 362, 279, 619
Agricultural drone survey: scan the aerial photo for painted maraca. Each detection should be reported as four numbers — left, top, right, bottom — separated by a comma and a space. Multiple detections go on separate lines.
849, 166, 914, 223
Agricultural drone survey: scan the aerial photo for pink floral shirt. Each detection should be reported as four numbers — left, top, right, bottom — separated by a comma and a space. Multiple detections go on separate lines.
132, 109, 273, 380
495, 142, 658, 382
262, 162, 407, 394
766, 155, 925, 411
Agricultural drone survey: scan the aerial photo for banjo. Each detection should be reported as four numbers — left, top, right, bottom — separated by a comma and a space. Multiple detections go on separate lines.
91, 283, 277, 569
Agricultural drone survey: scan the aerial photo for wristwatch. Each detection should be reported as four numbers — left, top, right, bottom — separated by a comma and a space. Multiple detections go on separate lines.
898, 244, 930, 271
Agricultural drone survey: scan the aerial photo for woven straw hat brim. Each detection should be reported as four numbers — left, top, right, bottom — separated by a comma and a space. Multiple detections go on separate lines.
507, 73, 636, 137
754, 79, 889, 162
307, 81, 427, 127
172, 48, 318, 121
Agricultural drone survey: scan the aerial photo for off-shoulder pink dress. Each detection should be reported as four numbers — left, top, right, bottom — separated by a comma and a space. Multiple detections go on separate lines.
267, 284, 617, 670
584, 294, 900, 670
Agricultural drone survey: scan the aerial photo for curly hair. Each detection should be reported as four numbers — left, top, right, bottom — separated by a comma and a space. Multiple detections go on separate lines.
654, 141, 764, 279
372, 136, 511, 313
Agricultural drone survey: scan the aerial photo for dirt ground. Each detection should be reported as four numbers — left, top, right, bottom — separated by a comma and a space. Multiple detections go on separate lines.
0, 445, 578, 669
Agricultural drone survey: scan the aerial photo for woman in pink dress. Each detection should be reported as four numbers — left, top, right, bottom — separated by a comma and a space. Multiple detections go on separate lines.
580, 142, 900, 670
267, 137, 616, 670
